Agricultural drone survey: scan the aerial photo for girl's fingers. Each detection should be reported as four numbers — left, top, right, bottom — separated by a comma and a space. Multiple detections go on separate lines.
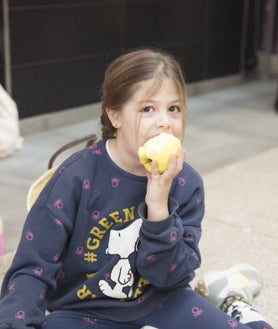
166, 148, 186, 175
151, 159, 160, 176
147, 148, 186, 178
177, 148, 186, 168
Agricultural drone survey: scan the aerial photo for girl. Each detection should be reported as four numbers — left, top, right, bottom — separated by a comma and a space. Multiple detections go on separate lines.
0, 48, 273, 329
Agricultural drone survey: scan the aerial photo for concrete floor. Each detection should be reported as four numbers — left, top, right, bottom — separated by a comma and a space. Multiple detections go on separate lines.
0, 76, 277, 327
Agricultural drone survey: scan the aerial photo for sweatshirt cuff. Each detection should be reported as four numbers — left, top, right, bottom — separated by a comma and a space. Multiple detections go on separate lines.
138, 197, 179, 234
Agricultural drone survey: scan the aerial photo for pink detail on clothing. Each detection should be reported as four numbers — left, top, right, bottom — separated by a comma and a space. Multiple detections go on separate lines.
40, 289, 45, 300
194, 198, 202, 208
146, 254, 156, 262
170, 263, 177, 272
54, 218, 64, 226
25, 230, 34, 241
111, 177, 120, 187
15, 311, 26, 319
32, 267, 43, 277
184, 232, 194, 242
53, 198, 64, 209
53, 253, 61, 262
138, 296, 145, 304
82, 317, 98, 324
169, 231, 178, 242
192, 306, 203, 318
75, 246, 84, 255
91, 210, 100, 220
92, 148, 102, 155
192, 251, 199, 260
82, 179, 90, 190
228, 319, 238, 328
177, 176, 186, 186
58, 166, 65, 174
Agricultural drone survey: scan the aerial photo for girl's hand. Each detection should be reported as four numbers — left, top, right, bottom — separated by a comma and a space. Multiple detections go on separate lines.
145, 147, 186, 221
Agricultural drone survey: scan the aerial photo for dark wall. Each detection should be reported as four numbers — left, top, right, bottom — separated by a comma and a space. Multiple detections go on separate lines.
0, 0, 245, 119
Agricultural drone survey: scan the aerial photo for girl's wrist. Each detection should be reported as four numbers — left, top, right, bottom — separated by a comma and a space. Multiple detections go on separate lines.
146, 205, 169, 221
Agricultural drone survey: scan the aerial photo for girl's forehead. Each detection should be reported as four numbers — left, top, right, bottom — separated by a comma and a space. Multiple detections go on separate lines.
132, 78, 180, 102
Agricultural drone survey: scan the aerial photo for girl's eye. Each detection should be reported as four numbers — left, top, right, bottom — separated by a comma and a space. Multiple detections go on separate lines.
169, 105, 180, 113
142, 106, 154, 113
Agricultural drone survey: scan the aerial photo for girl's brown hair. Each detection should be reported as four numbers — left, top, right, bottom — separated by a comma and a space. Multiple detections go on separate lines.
100, 48, 187, 139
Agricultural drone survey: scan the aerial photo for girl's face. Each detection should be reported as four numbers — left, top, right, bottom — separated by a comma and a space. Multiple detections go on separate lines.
107, 78, 185, 172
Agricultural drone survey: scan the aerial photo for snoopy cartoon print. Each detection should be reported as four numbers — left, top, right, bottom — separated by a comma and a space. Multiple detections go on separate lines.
99, 218, 142, 299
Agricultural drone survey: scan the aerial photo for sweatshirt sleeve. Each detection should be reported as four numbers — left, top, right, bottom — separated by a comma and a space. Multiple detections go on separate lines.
0, 159, 81, 329
136, 166, 205, 289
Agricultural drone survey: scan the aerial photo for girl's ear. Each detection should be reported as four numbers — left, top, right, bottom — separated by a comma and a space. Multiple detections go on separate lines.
105, 108, 121, 129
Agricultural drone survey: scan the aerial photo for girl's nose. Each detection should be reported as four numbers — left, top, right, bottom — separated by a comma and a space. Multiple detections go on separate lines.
156, 111, 171, 129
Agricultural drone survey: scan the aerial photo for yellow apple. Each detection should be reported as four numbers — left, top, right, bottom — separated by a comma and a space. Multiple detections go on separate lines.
138, 133, 181, 174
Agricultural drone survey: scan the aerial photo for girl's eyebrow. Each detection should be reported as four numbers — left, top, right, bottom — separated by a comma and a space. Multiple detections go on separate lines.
138, 98, 181, 105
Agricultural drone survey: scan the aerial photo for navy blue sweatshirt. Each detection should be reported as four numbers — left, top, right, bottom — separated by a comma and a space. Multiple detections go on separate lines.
0, 139, 204, 328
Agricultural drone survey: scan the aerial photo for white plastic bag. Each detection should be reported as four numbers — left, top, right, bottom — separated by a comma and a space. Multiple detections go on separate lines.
0, 84, 23, 158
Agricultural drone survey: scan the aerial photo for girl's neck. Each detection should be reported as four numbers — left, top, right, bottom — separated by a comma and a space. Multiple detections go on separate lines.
106, 138, 146, 176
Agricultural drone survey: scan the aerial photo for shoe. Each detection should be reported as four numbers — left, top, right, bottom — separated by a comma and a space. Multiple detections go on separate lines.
194, 263, 263, 307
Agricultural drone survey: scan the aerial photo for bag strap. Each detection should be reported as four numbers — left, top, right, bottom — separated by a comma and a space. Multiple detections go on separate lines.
48, 133, 97, 169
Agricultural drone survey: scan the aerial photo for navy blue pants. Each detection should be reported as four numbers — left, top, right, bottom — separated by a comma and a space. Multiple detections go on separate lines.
44, 288, 273, 329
